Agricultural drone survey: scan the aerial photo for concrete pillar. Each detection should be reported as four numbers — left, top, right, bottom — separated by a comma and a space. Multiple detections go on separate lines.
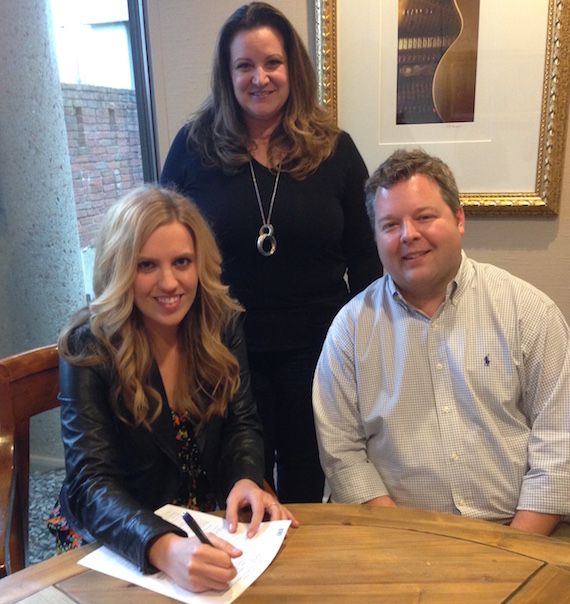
0, 0, 85, 468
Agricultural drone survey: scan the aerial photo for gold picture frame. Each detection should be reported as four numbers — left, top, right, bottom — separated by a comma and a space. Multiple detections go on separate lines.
315, 0, 570, 215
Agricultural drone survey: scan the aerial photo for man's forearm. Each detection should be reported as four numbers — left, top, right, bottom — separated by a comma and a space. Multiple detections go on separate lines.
510, 510, 563, 535
364, 495, 398, 507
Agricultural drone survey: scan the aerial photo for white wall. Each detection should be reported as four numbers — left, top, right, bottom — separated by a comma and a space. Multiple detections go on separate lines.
146, 0, 570, 321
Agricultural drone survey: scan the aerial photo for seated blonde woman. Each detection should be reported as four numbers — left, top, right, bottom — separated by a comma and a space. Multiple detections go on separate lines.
48, 186, 297, 593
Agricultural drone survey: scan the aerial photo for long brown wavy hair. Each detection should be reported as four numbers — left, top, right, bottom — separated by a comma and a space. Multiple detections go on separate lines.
188, 2, 339, 178
59, 186, 243, 430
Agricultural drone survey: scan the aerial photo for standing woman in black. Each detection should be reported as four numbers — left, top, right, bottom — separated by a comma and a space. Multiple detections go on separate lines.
160, 2, 382, 503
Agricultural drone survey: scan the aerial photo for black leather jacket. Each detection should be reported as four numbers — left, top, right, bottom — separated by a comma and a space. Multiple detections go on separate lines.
58, 320, 264, 573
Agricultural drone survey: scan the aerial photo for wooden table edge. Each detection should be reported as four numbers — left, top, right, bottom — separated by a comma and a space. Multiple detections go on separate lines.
0, 543, 98, 604
285, 503, 570, 567
2, 504, 570, 603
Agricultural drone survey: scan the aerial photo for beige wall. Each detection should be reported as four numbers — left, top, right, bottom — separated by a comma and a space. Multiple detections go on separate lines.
147, 0, 570, 321
462, 161, 570, 322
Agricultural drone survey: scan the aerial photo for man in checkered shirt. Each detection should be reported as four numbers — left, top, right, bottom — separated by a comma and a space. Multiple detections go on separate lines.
313, 149, 570, 535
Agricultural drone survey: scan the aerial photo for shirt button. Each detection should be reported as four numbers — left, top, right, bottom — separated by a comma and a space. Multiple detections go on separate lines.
459, 498, 466, 506
451, 453, 458, 461
432, 322, 438, 329
437, 363, 443, 370
443, 406, 450, 413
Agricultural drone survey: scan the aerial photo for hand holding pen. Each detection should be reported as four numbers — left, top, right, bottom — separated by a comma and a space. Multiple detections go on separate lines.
182, 511, 242, 553
147, 512, 242, 593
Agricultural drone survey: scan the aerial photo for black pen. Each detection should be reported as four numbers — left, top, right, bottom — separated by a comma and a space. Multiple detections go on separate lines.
182, 511, 214, 547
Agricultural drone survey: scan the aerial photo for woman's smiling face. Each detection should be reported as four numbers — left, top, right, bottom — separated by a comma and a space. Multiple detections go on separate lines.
230, 26, 290, 131
133, 221, 198, 338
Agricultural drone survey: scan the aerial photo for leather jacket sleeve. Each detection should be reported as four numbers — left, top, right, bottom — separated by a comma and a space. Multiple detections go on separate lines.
58, 319, 263, 574
58, 349, 186, 573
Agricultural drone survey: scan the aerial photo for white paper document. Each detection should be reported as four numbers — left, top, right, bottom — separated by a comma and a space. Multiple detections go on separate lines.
78, 504, 291, 603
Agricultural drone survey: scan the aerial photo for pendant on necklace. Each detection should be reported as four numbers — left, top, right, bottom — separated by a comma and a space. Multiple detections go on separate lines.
257, 223, 277, 256
249, 160, 281, 257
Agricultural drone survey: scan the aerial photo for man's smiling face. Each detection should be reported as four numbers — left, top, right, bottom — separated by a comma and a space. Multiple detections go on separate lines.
374, 173, 465, 311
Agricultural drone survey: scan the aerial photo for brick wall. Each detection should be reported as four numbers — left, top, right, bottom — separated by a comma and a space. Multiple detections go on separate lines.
62, 84, 144, 247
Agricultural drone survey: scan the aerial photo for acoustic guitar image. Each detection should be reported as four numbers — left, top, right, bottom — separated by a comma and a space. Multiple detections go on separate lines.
397, 0, 480, 124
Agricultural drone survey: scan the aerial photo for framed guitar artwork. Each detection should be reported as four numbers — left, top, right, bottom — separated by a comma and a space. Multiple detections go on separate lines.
314, 0, 570, 215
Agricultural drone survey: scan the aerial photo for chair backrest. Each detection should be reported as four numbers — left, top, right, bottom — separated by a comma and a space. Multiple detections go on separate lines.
0, 344, 59, 577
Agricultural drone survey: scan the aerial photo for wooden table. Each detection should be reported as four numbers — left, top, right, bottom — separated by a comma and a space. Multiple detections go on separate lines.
2, 504, 570, 603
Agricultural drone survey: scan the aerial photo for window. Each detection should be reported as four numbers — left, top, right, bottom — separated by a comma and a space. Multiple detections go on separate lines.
49, 0, 156, 298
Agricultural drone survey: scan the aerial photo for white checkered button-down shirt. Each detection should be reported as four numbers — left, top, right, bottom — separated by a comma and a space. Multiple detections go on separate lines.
313, 253, 570, 522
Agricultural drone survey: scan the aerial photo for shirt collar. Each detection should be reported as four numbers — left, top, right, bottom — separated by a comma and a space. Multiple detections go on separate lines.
387, 250, 471, 312
450, 250, 472, 305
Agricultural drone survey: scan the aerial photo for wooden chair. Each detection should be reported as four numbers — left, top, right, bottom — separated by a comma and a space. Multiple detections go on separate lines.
0, 344, 60, 577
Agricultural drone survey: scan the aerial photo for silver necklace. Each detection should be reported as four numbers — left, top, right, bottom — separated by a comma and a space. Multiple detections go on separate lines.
249, 160, 281, 256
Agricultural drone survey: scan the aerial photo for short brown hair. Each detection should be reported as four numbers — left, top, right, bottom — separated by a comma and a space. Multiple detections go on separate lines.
364, 148, 461, 225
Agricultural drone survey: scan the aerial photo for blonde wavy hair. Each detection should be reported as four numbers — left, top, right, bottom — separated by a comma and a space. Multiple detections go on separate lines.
59, 186, 243, 430
189, 1, 340, 178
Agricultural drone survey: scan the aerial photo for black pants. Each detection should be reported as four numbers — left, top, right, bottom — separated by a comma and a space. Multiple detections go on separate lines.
248, 344, 325, 503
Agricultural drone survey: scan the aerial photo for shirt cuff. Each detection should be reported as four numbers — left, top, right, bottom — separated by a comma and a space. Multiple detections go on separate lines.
328, 462, 389, 504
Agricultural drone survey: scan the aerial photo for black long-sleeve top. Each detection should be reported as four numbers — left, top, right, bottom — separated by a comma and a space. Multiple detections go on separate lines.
161, 128, 382, 351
